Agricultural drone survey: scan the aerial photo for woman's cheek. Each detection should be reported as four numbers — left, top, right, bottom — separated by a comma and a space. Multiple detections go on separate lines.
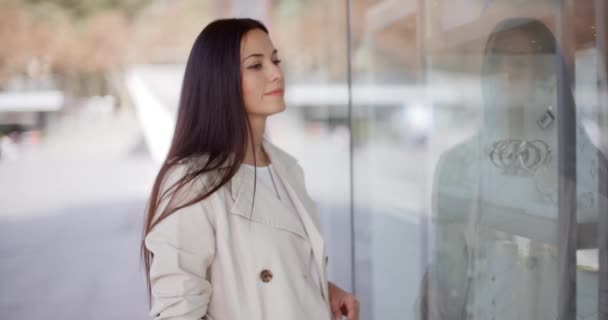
242, 77, 256, 110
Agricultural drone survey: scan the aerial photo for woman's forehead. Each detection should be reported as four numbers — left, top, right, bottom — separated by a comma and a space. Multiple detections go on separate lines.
241, 29, 275, 57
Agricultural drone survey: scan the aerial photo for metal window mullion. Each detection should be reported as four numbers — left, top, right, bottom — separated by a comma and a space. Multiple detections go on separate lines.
556, 1, 578, 319
594, 0, 608, 319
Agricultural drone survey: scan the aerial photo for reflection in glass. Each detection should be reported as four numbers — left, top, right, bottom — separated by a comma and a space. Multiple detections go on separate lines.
421, 18, 606, 320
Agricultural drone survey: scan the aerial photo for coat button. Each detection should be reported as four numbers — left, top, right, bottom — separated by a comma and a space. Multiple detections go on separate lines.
260, 269, 273, 283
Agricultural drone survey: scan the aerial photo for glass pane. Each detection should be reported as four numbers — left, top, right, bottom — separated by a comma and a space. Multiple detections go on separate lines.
263, 0, 354, 291
351, 0, 607, 319
419, 0, 608, 319
350, 1, 425, 319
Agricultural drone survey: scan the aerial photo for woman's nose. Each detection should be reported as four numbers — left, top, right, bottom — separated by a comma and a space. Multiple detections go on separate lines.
268, 64, 283, 82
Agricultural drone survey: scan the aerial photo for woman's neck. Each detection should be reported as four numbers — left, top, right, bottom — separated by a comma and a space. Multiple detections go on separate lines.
242, 116, 269, 167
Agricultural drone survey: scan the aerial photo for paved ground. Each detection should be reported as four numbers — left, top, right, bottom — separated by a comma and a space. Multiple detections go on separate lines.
0, 199, 151, 320
0, 107, 157, 320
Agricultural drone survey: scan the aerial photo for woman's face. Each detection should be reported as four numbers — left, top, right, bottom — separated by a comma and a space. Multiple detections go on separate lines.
240, 29, 285, 118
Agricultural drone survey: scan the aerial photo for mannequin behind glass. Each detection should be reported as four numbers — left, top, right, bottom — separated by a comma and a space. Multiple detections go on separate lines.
480, 19, 561, 214
422, 18, 604, 320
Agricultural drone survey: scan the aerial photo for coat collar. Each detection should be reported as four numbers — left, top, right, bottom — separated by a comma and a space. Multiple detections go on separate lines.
229, 138, 297, 200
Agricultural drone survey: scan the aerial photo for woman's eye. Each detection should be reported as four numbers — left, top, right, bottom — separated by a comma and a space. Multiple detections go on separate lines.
273, 59, 282, 65
248, 64, 262, 70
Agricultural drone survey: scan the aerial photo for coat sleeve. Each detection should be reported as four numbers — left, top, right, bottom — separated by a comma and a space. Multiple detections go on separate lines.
144, 165, 216, 320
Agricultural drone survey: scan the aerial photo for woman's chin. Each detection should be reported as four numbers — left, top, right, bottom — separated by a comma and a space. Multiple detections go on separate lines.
268, 103, 286, 115
249, 104, 286, 117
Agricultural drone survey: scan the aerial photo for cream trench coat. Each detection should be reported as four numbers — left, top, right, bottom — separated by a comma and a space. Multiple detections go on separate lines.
144, 139, 332, 320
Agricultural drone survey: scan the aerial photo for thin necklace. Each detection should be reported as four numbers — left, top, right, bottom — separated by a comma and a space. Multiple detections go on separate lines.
267, 165, 281, 200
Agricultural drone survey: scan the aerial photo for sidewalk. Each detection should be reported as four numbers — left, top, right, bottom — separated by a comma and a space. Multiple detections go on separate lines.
0, 106, 155, 320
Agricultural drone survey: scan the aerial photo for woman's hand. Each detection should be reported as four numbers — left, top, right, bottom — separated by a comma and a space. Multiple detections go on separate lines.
328, 281, 360, 320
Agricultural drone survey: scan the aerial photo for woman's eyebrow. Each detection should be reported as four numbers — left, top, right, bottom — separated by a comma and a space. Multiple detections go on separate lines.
242, 49, 278, 63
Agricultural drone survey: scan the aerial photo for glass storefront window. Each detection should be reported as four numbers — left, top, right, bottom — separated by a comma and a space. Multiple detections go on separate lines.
419, 1, 607, 320
350, 0, 606, 319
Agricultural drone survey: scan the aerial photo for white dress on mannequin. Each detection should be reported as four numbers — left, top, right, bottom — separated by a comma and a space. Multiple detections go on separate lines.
426, 103, 603, 320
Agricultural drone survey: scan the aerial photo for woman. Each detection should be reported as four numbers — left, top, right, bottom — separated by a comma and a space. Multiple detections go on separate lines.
141, 18, 359, 320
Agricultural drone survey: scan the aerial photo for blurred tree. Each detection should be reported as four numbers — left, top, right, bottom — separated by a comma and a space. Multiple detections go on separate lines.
130, 0, 212, 63
0, 0, 152, 98
23, 0, 151, 20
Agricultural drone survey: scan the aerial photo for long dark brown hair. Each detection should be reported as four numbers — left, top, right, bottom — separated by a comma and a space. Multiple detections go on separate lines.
140, 18, 268, 300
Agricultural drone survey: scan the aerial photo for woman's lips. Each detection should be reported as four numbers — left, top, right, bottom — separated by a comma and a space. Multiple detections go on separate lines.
265, 89, 284, 96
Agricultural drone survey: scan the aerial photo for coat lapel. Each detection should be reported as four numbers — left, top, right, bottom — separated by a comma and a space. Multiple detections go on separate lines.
229, 164, 308, 240
261, 139, 329, 301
